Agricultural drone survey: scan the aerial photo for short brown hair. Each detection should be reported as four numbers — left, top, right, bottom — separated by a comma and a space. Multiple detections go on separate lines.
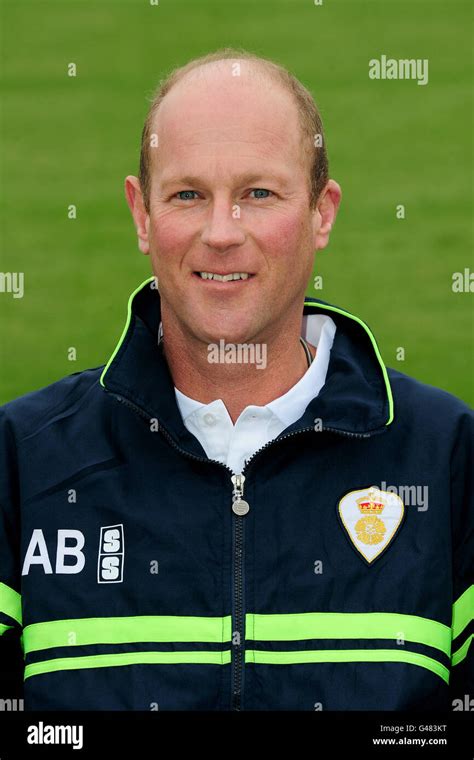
138, 47, 329, 212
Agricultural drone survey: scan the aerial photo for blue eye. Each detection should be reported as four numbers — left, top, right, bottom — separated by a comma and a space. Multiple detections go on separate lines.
176, 190, 198, 201
250, 189, 272, 199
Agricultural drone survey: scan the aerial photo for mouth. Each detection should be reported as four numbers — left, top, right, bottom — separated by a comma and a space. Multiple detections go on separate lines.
192, 271, 256, 284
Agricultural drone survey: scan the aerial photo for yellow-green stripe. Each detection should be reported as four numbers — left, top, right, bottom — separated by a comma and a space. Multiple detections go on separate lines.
24, 649, 232, 680
452, 635, 472, 667
304, 299, 394, 425
100, 276, 156, 388
452, 585, 474, 640
24, 648, 450, 683
24, 611, 452, 656
23, 615, 233, 653
0, 582, 22, 626
246, 648, 449, 683
246, 612, 451, 656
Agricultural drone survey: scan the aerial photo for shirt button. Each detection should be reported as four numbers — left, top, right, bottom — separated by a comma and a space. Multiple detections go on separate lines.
203, 413, 217, 426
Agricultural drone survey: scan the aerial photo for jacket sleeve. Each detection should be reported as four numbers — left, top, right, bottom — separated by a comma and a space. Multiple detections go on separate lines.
0, 407, 24, 698
449, 406, 474, 707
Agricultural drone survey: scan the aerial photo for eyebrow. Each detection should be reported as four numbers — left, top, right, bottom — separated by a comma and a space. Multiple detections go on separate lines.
159, 172, 290, 190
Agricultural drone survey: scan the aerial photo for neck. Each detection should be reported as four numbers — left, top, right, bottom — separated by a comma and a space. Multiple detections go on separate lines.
161, 312, 316, 424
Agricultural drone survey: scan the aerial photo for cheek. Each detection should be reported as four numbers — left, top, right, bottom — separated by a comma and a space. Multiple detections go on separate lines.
149, 213, 194, 262
258, 213, 310, 264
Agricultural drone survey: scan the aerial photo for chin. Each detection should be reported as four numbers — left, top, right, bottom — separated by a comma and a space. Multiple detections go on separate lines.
198, 322, 257, 347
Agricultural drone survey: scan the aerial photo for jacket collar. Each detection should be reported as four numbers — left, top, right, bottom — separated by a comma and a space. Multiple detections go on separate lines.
100, 277, 394, 453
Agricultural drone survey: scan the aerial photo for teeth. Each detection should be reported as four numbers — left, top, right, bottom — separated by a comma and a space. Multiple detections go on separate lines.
198, 272, 250, 281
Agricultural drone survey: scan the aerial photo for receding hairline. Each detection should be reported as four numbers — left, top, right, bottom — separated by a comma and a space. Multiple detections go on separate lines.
149, 57, 302, 134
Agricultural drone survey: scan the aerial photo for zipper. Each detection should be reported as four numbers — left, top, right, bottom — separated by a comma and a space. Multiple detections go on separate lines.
230, 474, 247, 711
104, 388, 379, 710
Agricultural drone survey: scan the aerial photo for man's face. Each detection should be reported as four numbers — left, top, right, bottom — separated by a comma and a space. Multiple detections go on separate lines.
128, 64, 337, 346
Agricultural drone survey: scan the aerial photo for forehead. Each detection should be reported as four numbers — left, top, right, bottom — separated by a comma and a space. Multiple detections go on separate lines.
150, 64, 304, 173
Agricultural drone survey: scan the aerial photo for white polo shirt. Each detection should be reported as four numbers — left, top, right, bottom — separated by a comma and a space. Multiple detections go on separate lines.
172, 314, 336, 474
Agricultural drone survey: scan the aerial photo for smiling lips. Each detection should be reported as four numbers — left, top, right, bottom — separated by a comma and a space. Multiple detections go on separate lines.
194, 271, 255, 282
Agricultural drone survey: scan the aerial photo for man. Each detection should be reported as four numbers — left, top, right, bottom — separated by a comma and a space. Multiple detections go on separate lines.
0, 49, 472, 711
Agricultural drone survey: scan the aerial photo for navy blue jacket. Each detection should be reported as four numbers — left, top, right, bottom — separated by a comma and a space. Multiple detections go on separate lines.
0, 276, 472, 711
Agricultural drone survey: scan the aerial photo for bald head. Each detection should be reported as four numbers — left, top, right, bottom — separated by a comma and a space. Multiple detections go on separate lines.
138, 49, 329, 212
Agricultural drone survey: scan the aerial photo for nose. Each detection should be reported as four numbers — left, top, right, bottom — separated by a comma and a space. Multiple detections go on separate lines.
200, 198, 246, 251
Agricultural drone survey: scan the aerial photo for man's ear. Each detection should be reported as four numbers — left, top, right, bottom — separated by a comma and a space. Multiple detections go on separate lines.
124, 176, 150, 254
312, 179, 342, 252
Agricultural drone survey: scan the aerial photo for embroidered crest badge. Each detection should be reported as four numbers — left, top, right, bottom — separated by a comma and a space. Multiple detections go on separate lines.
338, 486, 405, 564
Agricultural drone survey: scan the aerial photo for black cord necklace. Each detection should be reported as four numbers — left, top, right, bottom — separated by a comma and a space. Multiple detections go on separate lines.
300, 336, 314, 368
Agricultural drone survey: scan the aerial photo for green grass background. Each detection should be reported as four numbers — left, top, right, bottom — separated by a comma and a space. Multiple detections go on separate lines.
0, 0, 472, 405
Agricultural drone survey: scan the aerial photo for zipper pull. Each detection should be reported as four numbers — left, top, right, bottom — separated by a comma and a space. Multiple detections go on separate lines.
231, 474, 250, 515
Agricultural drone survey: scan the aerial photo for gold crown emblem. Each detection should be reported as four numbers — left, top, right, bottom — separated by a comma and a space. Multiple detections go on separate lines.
356, 488, 385, 515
